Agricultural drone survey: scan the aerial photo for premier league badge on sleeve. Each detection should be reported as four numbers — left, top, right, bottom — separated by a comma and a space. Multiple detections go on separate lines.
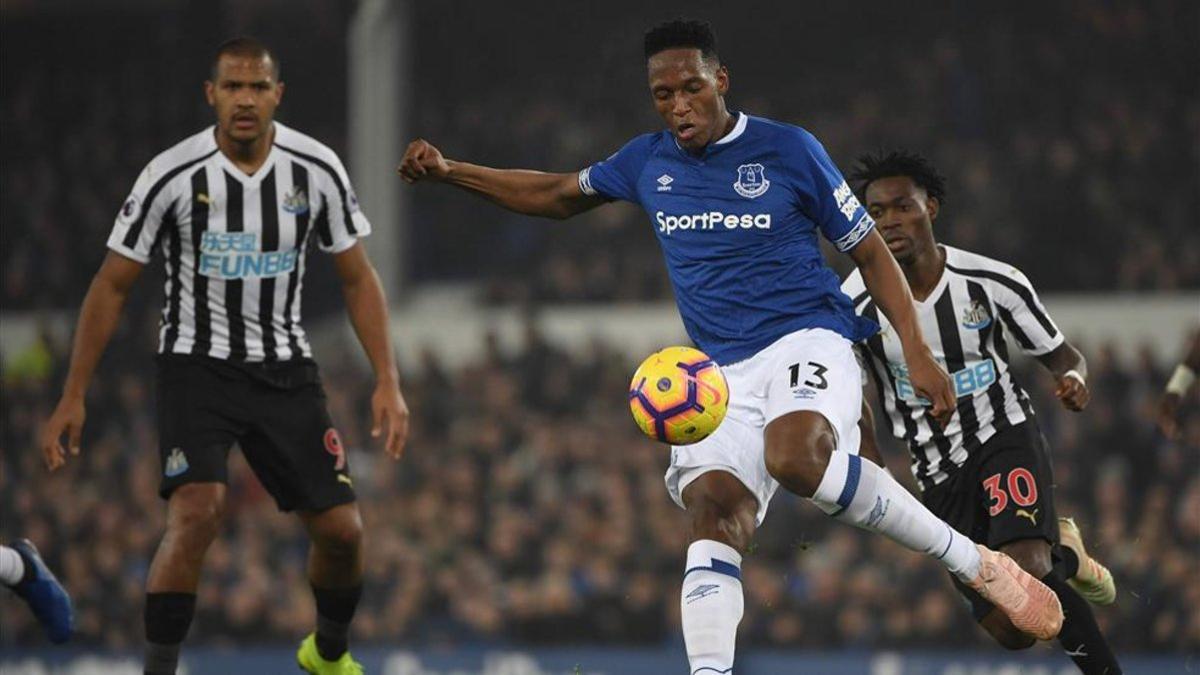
733, 163, 770, 199
118, 195, 140, 223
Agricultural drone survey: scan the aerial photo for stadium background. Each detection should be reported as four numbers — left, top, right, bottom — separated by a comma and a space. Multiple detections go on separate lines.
1, 0, 1197, 673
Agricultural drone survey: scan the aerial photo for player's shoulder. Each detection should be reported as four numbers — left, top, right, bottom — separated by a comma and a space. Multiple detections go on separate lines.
744, 114, 822, 151
616, 130, 668, 158
273, 122, 346, 169
140, 127, 218, 183
944, 245, 1035, 289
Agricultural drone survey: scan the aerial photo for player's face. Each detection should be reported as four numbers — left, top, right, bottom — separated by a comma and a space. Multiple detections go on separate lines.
647, 48, 730, 151
205, 55, 283, 144
865, 176, 939, 265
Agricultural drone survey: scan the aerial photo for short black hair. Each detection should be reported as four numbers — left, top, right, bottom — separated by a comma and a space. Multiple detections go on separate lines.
644, 19, 719, 62
850, 149, 947, 203
211, 36, 280, 80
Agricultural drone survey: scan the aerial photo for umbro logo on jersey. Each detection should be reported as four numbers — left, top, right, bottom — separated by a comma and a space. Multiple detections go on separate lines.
656, 174, 674, 192
733, 163, 770, 198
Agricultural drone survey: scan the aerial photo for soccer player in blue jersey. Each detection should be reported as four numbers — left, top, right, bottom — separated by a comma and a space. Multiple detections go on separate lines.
400, 19, 1062, 671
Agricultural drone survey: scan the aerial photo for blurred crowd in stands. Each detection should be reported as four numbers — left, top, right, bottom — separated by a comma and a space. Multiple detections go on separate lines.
2, 0, 1197, 657
414, 0, 1199, 301
2, 1, 1197, 312
3, 305, 1198, 652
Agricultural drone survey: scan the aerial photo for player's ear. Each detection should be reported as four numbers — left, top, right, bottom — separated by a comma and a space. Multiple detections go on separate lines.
712, 62, 729, 95
927, 196, 940, 221
274, 80, 285, 104
204, 80, 216, 107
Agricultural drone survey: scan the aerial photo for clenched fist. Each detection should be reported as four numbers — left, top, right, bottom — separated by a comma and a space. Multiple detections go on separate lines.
398, 138, 452, 183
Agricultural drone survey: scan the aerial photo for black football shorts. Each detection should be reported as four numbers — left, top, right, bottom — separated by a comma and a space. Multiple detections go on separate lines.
155, 354, 356, 513
922, 420, 1059, 620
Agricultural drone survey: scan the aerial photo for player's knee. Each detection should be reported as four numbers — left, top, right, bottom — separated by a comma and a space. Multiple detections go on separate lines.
981, 610, 1036, 649
688, 499, 753, 552
168, 484, 226, 543
682, 475, 757, 553
1002, 540, 1053, 580
994, 628, 1037, 650
764, 411, 835, 497
309, 506, 363, 559
991, 622, 1037, 650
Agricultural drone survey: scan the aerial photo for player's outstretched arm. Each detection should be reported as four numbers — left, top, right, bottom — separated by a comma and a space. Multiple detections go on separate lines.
1158, 328, 1200, 439
333, 242, 410, 459
1036, 342, 1090, 412
40, 252, 144, 470
398, 138, 606, 219
848, 231, 955, 425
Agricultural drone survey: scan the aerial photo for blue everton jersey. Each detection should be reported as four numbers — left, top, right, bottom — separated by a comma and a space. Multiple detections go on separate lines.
578, 112, 879, 364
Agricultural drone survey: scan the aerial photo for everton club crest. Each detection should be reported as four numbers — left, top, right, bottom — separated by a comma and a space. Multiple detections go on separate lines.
733, 163, 770, 199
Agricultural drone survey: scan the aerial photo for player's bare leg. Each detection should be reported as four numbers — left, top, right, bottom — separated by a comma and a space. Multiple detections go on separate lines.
144, 483, 226, 675
764, 411, 1062, 640
297, 503, 365, 670
981, 538, 1121, 673
679, 471, 757, 675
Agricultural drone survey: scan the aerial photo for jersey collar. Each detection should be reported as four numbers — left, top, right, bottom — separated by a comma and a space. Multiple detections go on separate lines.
671, 111, 748, 158
212, 122, 281, 184
712, 111, 748, 145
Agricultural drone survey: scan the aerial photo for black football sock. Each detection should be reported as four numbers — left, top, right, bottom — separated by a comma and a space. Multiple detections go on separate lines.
1056, 543, 1081, 580
144, 592, 196, 675
1042, 571, 1122, 674
312, 584, 362, 661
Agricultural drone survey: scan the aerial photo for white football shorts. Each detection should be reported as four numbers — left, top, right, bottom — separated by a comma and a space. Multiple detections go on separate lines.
664, 328, 864, 525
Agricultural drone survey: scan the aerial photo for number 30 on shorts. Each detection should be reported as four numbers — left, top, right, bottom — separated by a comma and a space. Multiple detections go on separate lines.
982, 468, 1038, 517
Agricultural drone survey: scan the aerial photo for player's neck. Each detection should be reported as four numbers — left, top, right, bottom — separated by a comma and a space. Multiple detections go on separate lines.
903, 244, 946, 302
216, 124, 275, 176
687, 110, 737, 156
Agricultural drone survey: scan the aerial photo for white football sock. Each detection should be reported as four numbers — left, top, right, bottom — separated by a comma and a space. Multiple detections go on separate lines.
681, 539, 743, 675
812, 452, 981, 581
0, 545, 25, 586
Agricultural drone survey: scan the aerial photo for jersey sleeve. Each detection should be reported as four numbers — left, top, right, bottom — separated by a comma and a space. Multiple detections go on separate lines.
576, 134, 654, 205
992, 265, 1064, 355
107, 163, 177, 264
788, 129, 875, 253
313, 152, 372, 254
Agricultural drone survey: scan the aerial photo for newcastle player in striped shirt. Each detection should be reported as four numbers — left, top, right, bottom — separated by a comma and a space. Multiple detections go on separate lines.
844, 151, 1120, 673
38, 38, 407, 675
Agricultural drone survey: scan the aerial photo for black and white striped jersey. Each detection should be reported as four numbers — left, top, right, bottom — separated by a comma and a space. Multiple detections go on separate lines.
841, 245, 1063, 490
107, 123, 370, 362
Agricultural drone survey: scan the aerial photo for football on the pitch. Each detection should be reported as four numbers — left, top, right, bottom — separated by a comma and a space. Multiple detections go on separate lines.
628, 346, 729, 445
